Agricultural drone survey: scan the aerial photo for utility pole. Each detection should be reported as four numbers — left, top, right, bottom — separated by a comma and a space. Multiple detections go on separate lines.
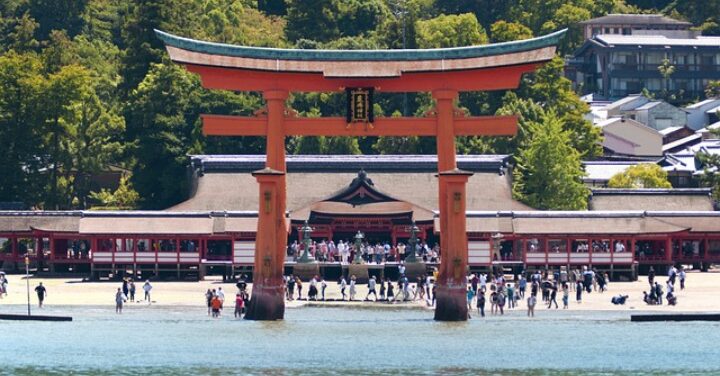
25, 255, 31, 316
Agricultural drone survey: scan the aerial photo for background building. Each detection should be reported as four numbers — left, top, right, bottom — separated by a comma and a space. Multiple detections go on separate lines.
570, 15, 720, 101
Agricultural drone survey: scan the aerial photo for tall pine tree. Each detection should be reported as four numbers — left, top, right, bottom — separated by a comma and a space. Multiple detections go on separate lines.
513, 110, 589, 210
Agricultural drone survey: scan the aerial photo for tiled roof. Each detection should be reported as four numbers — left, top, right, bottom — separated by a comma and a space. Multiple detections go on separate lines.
156, 29, 567, 62
579, 14, 691, 26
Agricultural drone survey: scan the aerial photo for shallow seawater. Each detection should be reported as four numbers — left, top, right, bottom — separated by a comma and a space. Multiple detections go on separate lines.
1, 304, 718, 375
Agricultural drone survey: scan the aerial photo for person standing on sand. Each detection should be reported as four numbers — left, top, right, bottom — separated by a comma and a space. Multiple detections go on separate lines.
129, 281, 136, 302
349, 275, 357, 301
287, 275, 295, 300
115, 288, 124, 314
143, 280, 152, 303
320, 277, 327, 301
562, 283, 569, 309
518, 275, 527, 299
340, 276, 347, 300
648, 266, 655, 287
477, 289, 486, 317
466, 287, 475, 310
211, 294, 222, 318
365, 276, 378, 301
122, 279, 129, 300
205, 289, 214, 316
507, 283, 515, 309
496, 290, 506, 315
547, 282, 558, 309
308, 276, 318, 301
379, 278, 386, 301
576, 280, 583, 303
527, 293, 536, 317
0, 273, 7, 297
654, 282, 663, 305
296, 276, 303, 300
34, 282, 47, 308
387, 279, 395, 302
234, 293, 244, 318
217, 287, 225, 308
679, 268, 686, 290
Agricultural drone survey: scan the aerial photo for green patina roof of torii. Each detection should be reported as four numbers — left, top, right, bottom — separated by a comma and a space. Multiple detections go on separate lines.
155, 29, 566, 62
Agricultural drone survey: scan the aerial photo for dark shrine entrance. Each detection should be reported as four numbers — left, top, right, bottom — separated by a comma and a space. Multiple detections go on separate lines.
157, 28, 565, 321
289, 170, 435, 248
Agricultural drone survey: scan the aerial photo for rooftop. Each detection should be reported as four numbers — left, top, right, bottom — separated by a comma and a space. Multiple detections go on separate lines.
595, 34, 720, 47
685, 98, 720, 109
156, 29, 566, 62
591, 188, 712, 196
579, 14, 692, 27
582, 160, 644, 181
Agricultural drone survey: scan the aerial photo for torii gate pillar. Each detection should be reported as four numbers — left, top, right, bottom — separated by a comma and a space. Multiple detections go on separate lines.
244, 90, 288, 320
433, 90, 472, 321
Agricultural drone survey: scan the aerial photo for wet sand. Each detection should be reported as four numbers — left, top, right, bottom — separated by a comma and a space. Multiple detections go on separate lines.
1, 270, 718, 312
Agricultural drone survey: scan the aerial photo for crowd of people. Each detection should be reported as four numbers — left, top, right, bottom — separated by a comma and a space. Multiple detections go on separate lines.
643, 265, 684, 306
0, 262, 690, 318
203, 275, 250, 318
287, 239, 441, 264
283, 270, 438, 304
115, 279, 152, 314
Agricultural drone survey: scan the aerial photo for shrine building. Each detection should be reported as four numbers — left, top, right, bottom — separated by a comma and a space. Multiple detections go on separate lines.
1, 154, 718, 280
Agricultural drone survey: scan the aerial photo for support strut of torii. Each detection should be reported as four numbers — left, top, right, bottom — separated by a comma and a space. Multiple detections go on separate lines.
157, 28, 565, 321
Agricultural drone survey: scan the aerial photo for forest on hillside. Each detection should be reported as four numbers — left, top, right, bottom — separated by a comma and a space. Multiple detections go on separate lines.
1, 0, 718, 210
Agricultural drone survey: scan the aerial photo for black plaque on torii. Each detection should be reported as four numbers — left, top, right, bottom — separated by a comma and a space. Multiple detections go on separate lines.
346, 87, 374, 124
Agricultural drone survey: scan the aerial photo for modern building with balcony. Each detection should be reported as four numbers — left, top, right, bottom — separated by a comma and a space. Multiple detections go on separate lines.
570, 33, 720, 101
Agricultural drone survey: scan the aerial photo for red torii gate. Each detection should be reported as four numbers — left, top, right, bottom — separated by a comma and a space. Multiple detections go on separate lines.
157, 29, 565, 321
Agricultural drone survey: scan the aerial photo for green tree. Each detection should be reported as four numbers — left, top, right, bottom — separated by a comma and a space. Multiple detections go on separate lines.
125, 63, 201, 209
81, 0, 126, 44
325, 137, 361, 154
6, 12, 40, 52
704, 80, 720, 98
666, 0, 720, 35
0, 51, 46, 206
513, 110, 589, 210
42, 65, 88, 209
415, 13, 488, 48
335, 0, 390, 38
523, 56, 603, 158
490, 20, 533, 42
293, 136, 326, 154
119, 0, 165, 95
89, 175, 140, 210
658, 58, 676, 96
258, 0, 287, 16
607, 163, 673, 188
65, 68, 126, 208
434, 0, 511, 30
540, 3, 592, 53
285, 0, 338, 43
126, 63, 254, 208
492, 91, 546, 154
28, 0, 89, 40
